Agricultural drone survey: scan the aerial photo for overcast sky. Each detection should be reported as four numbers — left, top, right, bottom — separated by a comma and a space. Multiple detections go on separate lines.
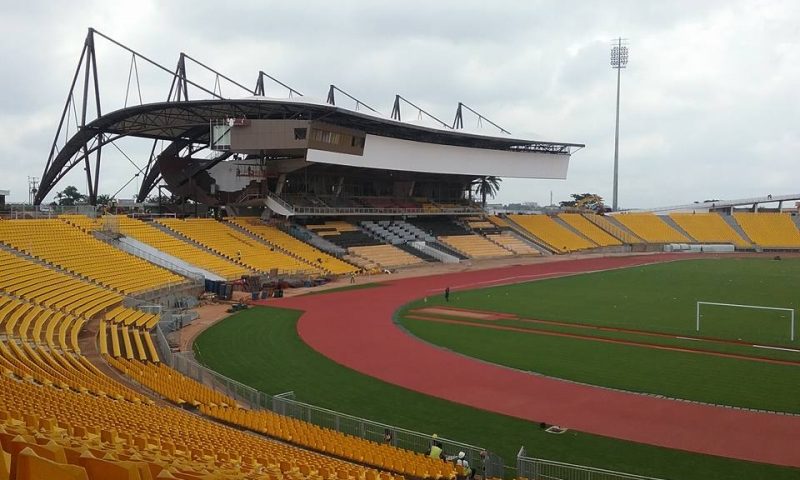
1, 0, 798, 208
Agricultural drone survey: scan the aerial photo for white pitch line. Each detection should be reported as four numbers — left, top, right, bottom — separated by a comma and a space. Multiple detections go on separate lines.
752, 345, 800, 353
675, 336, 701, 341
427, 271, 578, 292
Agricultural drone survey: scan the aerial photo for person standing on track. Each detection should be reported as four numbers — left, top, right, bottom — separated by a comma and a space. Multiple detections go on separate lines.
445, 286, 450, 302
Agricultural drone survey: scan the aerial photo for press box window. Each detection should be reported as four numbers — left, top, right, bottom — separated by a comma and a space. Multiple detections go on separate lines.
210, 125, 231, 150
294, 128, 307, 140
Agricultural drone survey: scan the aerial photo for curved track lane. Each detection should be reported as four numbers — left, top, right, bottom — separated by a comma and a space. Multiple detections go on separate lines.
275, 254, 800, 468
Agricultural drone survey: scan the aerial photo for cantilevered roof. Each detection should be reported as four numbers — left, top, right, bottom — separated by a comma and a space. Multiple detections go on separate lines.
68, 97, 582, 151
39, 97, 583, 204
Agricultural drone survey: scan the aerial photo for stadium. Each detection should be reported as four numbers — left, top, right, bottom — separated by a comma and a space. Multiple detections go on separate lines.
1, 22, 800, 480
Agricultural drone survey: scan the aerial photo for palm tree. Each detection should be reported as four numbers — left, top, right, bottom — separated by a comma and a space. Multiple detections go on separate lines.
472, 176, 502, 208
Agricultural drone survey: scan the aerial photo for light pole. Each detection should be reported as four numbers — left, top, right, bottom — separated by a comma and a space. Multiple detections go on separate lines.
610, 38, 629, 211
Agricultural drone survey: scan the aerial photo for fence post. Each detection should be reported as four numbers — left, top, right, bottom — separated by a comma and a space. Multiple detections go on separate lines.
516, 446, 526, 480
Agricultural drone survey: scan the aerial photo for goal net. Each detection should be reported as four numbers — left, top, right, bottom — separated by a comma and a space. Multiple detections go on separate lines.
696, 301, 795, 343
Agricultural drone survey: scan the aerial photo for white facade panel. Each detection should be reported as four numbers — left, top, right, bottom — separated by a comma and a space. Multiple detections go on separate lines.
306, 134, 570, 179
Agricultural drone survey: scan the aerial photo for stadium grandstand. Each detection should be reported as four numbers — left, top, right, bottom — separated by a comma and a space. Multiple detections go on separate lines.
2, 27, 800, 480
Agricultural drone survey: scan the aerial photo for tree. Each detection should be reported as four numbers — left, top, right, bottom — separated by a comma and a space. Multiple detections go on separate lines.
472, 176, 502, 208
146, 192, 180, 205
55, 186, 86, 206
96, 194, 112, 206
560, 193, 606, 212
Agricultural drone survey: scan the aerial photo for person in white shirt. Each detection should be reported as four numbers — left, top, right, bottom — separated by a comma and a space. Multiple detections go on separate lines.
446, 451, 472, 479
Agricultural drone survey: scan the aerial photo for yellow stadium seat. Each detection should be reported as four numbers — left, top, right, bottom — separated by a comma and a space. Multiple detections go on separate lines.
103, 216, 252, 281
157, 218, 321, 276
348, 245, 425, 268
485, 232, 540, 255
733, 213, 800, 248
508, 215, 595, 253
79, 454, 142, 480
0, 220, 187, 295
0, 216, 451, 480
670, 213, 749, 247
229, 218, 358, 275
557, 214, 622, 247
612, 213, 688, 243
438, 235, 513, 258
14, 447, 88, 480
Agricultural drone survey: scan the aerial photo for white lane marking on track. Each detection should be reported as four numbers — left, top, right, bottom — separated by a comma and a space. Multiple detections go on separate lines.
427, 271, 583, 292
752, 345, 800, 353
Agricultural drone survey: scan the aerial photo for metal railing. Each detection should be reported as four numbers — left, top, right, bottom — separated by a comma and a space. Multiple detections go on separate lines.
582, 214, 641, 244
410, 241, 460, 263
290, 205, 482, 216
267, 192, 295, 211
271, 395, 505, 477
0, 204, 100, 218
104, 235, 206, 286
517, 447, 667, 480
280, 223, 347, 257
154, 329, 681, 480
159, 310, 200, 332
153, 329, 505, 477
170, 351, 274, 409
153, 323, 174, 365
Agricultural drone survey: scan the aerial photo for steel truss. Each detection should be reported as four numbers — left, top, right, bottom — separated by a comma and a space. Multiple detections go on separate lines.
38, 28, 301, 205
38, 28, 581, 206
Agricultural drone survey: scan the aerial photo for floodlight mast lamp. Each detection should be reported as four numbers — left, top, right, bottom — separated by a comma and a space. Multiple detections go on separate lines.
610, 37, 628, 211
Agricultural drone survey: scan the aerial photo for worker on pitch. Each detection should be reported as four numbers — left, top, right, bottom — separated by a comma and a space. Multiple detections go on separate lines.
445, 286, 450, 302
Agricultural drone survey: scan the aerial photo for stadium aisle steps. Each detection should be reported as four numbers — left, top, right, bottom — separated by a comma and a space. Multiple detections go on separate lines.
557, 214, 622, 247
669, 213, 749, 247
721, 215, 755, 244
158, 218, 322, 276
612, 213, 689, 243
307, 221, 424, 269
0, 219, 471, 480
105, 216, 252, 280
484, 232, 541, 255
394, 243, 438, 262
438, 235, 513, 259
659, 215, 698, 242
0, 299, 436, 479
228, 218, 358, 275
0, 219, 187, 295
507, 215, 595, 253
581, 215, 643, 244
348, 245, 425, 269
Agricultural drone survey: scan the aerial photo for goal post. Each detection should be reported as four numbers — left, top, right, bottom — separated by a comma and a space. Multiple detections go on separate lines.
696, 301, 795, 341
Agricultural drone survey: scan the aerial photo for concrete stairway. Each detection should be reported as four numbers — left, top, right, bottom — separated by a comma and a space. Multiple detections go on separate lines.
659, 215, 697, 242
721, 214, 755, 245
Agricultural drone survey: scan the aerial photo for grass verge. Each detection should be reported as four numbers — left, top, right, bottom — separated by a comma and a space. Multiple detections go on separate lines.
194, 306, 798, 480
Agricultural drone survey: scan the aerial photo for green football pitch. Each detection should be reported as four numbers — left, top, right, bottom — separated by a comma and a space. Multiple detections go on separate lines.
194, 257, 800, 480
400, 257, 800, 413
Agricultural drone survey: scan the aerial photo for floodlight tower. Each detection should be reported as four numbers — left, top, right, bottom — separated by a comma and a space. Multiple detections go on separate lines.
610, 37, 629, 211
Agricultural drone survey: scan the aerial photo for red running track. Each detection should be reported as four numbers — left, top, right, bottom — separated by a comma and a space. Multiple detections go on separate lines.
273, 254, 800, 468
